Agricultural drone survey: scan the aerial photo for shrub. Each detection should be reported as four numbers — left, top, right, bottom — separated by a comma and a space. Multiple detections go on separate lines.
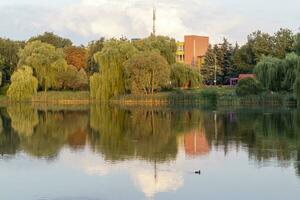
236, 78, 263, 96
57, 65, 88, 90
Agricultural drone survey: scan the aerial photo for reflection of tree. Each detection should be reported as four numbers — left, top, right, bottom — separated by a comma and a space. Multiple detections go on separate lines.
89, 105, 203, 162
7, 104, 39, 136
1, 105, 89, 158
20, 110, 89, 158
0, 109, 20, 155
203, 109, 300, 175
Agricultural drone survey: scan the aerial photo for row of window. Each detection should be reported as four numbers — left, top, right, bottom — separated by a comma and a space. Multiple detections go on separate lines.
177, 45, 184, 51
176, 55, 185, 62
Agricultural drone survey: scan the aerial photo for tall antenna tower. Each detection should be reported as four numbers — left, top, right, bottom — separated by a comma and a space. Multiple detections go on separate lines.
152, 6, 156, 36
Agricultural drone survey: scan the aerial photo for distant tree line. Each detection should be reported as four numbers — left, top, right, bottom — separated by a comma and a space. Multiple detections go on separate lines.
200, 28, 300, 104
1, 28, 300, 103
0, 32, 105, 100
201, 28, 300, 85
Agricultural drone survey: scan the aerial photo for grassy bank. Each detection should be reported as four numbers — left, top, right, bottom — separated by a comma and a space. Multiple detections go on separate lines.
32, 91, 90, 104
111, 87, 230, 106
111, 87, 297, 108
0, 91, 91, 105
0, 88, 296, 107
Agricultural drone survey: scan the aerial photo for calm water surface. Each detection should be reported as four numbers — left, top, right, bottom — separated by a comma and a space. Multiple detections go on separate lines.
0, 104, 300, 200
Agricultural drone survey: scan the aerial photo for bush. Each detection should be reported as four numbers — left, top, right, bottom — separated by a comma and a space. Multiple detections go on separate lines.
236, 78, 263, 96
57, 65, 88, 90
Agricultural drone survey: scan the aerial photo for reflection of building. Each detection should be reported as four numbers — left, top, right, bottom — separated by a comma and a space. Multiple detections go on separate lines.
184, 130, 210, 156
176, 35, 209, 67
68, 129, 87, 147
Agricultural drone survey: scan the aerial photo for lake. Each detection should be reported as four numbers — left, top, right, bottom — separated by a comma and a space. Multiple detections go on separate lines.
0, 104, 300, 200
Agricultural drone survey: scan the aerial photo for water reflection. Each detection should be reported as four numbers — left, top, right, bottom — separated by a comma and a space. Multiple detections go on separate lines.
0, 104, 300, 199
202, 109, 300, 176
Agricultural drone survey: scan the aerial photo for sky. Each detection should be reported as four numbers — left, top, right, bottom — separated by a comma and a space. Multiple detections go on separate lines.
0, 0, 299, 45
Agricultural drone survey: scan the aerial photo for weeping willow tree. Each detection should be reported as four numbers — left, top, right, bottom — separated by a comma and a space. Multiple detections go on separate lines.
0, 71, 2, 87
90, 39, 138, 101
295, 65, 300, 107
282, 53, 300, 91
90, 72, 101, 99
7, 104, 39, 137
171, 63, 202, 88
7, 66, 38, 101
254, 56, 283, 91
18, 41, 68, 91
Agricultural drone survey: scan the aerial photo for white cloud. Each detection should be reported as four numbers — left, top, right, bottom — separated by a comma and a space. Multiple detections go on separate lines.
1, 0, 300, 44
45, 0, 243, 43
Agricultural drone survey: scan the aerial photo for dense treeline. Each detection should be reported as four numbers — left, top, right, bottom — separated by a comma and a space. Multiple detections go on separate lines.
199, 28, 300, 103
201, 29, 300, 85
0, 32, 105, 100
0, 32, 188, 101
1, 28, 300, 103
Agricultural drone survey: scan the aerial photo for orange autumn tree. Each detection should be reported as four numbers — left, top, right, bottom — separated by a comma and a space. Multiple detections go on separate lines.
64, 46, 87, 70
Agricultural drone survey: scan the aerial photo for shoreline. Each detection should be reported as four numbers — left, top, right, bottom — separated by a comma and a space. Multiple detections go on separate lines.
0, 89, 297, 108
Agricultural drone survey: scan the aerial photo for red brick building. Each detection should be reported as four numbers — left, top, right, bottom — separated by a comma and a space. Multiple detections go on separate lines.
184, 35, 209, 67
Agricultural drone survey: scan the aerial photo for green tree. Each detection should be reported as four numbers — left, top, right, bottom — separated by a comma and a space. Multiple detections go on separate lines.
18, 41, 68, 91
171, 63, 202, 88
248, 30, 274, 61
282, 53, 300, 91
86, 38, 105, 74
201, 45, 223, 85
0, 55, 4, 86
133, 35, 177, 65
273, 28, 294, 58
0, 38, 24, 84
124, 51, 171, 94
218, 39, 236, 84
28, 32, 72, 48
294, 33, 300, 56
254, 56, 283, 91
7, 66, 38, 101
233, 43, 256, 73
90, 39, 138, 101
295, 62, 300, 106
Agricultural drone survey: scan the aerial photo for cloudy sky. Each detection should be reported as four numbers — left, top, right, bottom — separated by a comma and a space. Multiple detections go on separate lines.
0, 0, 299, 45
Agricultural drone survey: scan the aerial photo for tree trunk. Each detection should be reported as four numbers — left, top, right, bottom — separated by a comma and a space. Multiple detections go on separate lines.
151, 70, 154, 94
